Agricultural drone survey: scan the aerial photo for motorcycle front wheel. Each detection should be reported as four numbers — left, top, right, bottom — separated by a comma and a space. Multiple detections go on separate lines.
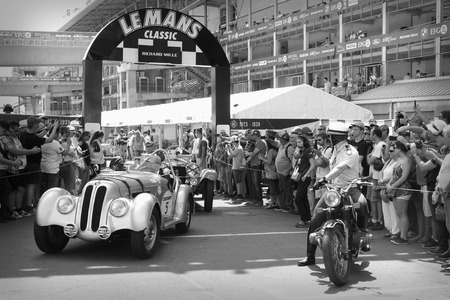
322, 225, 350, 286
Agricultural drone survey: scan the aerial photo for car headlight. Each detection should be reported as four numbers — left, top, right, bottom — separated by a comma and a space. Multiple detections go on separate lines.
110, 198, 128, 217
324, 191, 341, 207
57, 195, 76, 214
186, 162, 200, 177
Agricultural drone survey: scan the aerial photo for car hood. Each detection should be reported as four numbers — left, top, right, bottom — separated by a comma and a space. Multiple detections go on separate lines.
92, 171, 165, 197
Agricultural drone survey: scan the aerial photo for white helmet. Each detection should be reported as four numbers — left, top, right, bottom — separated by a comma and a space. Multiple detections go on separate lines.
327, 122, 349, 136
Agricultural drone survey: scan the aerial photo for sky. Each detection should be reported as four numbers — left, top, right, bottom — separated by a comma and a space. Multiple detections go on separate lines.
0, 0, 89, 106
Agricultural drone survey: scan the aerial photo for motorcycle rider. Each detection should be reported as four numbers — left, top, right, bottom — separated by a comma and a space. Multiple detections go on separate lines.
298, 122, 369, 266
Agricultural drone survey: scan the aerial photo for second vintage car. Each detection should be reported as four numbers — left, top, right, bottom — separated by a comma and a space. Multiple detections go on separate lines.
34, 150, 194, 259
167, 153, 216, 212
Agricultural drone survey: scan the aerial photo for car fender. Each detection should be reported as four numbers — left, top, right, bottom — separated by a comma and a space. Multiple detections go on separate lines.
36, 188, 74, 227
200, 168, 217, 182
128, 193, 160, 231
174, 184, 194, 222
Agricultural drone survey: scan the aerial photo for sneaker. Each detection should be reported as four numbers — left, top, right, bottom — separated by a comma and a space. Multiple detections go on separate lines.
231, 199, 243, 205
382, 233, 392, 239
295, 221, 309, 228
437, 250, 450, 259
370, 222, 384, 231
388, 234, 399, 241
428, 246, 447, 255
391, 237, 408, 245
10, 210, 23, 219
419, 237, 431, 245
23, 206, 36, 215
422, 239, 440, 249
17, 209, 31, 217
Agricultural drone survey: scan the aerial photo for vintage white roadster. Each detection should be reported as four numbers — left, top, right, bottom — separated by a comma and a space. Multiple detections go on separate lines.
34, 150, 194, 259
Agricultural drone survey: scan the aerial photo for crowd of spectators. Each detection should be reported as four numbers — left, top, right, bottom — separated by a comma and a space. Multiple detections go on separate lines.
0, 116, 106, 222
180, 107, 450, 261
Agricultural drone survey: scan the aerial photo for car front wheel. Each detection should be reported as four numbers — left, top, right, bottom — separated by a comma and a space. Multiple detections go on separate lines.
34, 222, 69, 254
130, 209, 161, 259
175, 197, 192, 234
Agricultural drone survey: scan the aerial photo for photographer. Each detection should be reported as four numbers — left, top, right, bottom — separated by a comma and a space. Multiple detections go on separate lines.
244, 130, 267, 206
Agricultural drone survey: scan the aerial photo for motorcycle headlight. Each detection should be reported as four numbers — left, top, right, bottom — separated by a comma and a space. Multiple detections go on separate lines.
110, 198, 128, 217
57, 195, 76, 214
189, 176, 198, 186
324, 191, 341, 207
186, 162, 200, 177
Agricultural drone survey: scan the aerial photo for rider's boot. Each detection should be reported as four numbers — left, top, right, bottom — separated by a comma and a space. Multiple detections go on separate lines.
357, 215, 372, 252
298, 227, 317, 266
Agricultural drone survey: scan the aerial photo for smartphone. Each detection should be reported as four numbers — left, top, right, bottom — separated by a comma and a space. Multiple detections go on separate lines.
388, 136, 397, 141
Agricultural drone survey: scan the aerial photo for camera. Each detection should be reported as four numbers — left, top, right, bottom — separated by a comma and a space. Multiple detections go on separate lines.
415, 141, 423, 149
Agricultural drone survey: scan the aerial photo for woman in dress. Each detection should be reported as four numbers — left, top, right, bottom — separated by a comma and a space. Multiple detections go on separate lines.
387, 141, 412, 245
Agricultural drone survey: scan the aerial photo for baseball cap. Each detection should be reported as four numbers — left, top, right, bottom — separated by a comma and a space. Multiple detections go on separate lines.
300, 127, 313, 136
266, 130, 276, 140
426, 120, 447, 135
27, 116, 41, 128
68, 125, 76, 131
280, 132, 290, 141
252, 129, 261, 136
351, 121, 365, 130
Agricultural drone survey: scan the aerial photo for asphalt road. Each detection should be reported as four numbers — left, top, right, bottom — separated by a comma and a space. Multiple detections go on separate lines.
0, 195, 449, 300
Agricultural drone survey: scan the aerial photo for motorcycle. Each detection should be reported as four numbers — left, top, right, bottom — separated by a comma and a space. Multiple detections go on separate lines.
310, 178, 373, 286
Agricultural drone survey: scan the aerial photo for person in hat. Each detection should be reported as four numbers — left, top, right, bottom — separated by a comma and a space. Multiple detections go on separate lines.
275, 132, 295, 211
298, 122, 369, 266
3, 104, 13, 114
20, 117, 60, 214
259, 133, 280, 209
244, 129, 267, 206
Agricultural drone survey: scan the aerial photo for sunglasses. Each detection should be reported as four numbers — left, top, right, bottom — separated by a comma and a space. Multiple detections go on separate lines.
389, 149, 394, 152
316, 139, 323, 142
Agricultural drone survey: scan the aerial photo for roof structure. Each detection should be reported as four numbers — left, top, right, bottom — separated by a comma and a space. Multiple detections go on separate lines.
60, 0, 223, 33
352, 76, 450, 104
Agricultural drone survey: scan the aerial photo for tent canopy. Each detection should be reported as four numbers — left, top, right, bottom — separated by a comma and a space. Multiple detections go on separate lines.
102, 84, 373, 127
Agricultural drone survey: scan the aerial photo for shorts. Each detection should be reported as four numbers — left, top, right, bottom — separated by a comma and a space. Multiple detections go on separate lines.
0, 170, 12, 195
371, 188, 381, 202
8, 171, 27, 191
26, 162, 42, 185
370, 178, 381, 202
232, 169, 243, 184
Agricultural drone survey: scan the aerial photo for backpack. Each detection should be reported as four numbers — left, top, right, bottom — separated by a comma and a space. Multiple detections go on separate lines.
284, 144, 292, 163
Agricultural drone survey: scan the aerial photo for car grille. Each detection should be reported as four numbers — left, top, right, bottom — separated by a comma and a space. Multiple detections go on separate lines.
80, 185, 107, 232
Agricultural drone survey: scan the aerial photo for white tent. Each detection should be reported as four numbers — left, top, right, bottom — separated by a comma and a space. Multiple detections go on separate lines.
101, 84, 373, 127
230, 85, 373, 120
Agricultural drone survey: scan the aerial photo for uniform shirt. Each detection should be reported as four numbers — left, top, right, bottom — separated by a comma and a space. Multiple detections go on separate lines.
41, 140, 64, 174
329, 142, 360, 187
